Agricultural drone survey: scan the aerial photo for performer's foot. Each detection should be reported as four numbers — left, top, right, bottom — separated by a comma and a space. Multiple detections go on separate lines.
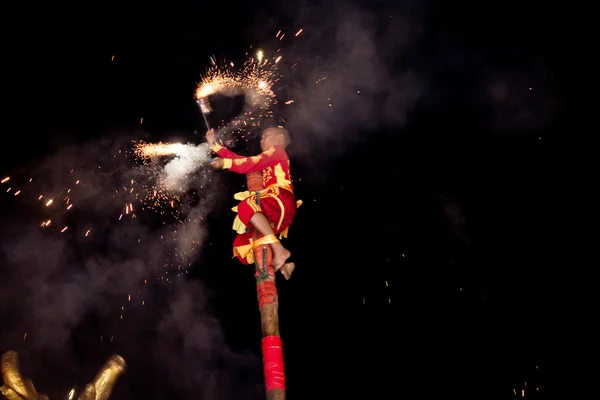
279, 262, 295, 280
272, 245, 291, 271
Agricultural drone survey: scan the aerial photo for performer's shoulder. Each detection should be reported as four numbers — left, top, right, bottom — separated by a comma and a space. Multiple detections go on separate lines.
272, 145, 290, 157
263, 145, 289, 158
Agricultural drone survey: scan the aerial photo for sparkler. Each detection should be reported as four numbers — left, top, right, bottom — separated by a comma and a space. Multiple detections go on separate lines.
194, 49, 280, 133
2, 139, 208, 289
0, 29, 307, 360
196, 97, 212, 130
133, 142, 189, 159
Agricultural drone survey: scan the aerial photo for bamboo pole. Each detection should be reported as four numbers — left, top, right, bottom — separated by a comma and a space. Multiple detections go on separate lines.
246, 171, 285, 400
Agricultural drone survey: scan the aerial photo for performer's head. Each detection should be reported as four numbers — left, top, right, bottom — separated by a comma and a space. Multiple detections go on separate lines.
260, 126, 291, 150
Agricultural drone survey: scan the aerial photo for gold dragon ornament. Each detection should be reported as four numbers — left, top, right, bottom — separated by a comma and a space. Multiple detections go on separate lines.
1, 351, 125, 400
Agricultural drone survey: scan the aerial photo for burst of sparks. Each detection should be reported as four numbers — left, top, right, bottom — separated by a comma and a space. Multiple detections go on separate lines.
6, 146, 199, 288
2, 28, 312, 321
133, 142, 188, 159
195, 57, 277, 99
194, 50, 281, 129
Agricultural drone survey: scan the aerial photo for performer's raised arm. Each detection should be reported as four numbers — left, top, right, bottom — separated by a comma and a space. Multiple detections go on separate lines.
205, 129, 245, 159
212, 146, 287, 174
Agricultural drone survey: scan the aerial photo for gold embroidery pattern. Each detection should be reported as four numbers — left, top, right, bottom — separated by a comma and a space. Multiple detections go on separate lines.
273, 163, 291, 187
251, 155, 262, 164
234, 158, 248, 166
264, 147, 276, 156
263, 166, 273, 183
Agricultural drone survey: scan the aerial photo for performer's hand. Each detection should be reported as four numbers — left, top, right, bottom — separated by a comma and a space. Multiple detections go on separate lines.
206, 129, 216, 146
210, 157, 224, 169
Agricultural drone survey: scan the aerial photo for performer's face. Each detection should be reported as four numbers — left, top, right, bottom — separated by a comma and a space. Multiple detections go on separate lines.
260, 129, 281, 150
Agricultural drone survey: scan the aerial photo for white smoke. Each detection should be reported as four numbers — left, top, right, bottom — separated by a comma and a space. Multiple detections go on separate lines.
161, 142, 210, 191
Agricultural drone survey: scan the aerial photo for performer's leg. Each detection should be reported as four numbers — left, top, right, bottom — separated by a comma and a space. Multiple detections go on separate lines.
272, 190, 298, 280
237, 196, 292, 272
249, 212, 291, 271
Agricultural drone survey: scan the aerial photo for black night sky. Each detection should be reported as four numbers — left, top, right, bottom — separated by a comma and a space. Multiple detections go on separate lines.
1, 0, 573, 399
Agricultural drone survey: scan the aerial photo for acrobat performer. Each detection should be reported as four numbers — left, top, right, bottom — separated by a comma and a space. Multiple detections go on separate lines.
206, 127, 301, 279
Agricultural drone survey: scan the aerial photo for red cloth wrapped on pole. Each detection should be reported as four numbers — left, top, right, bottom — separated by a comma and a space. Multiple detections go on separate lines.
262, 336, 285, 392
246, 170, 286, 400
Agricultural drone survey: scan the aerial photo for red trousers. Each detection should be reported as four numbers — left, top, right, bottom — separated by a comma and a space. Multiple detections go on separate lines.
233, 186, 297, 264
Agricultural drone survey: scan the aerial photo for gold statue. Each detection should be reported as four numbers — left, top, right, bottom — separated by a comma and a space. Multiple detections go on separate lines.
79, 355, 126, 400
0, 351, 125, 400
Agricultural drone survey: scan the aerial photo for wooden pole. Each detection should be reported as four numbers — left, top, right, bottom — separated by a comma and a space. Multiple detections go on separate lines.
246, 171, 285, 400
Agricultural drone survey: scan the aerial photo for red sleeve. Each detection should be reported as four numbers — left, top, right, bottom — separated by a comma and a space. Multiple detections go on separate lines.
210, 143, 245, 159
222, 146, 287, 174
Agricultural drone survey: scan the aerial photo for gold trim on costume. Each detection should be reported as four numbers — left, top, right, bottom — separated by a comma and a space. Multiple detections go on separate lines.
263, 166, 273, 182
271, 194, 286, 231
274, 164, 292, 190
250, 195, 262, 212
230, 185, 302, 237
233, 191, 251, 201
233, 234, 279, 264
210, 144, 222, 152
222, 159, 232, 169
253, 234, 280, 248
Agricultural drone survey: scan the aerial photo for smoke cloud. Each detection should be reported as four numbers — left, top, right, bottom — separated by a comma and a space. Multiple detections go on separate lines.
484, 58, 559, 134
254, 0, 427, 167
161, 142, 211, 191
439, 194, 470, 245
0, 134, 259, 399
1, 1, 560, 398
247, 0, 559, 171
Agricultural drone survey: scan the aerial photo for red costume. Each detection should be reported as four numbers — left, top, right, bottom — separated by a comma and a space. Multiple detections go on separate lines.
210, 143, 302, 264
